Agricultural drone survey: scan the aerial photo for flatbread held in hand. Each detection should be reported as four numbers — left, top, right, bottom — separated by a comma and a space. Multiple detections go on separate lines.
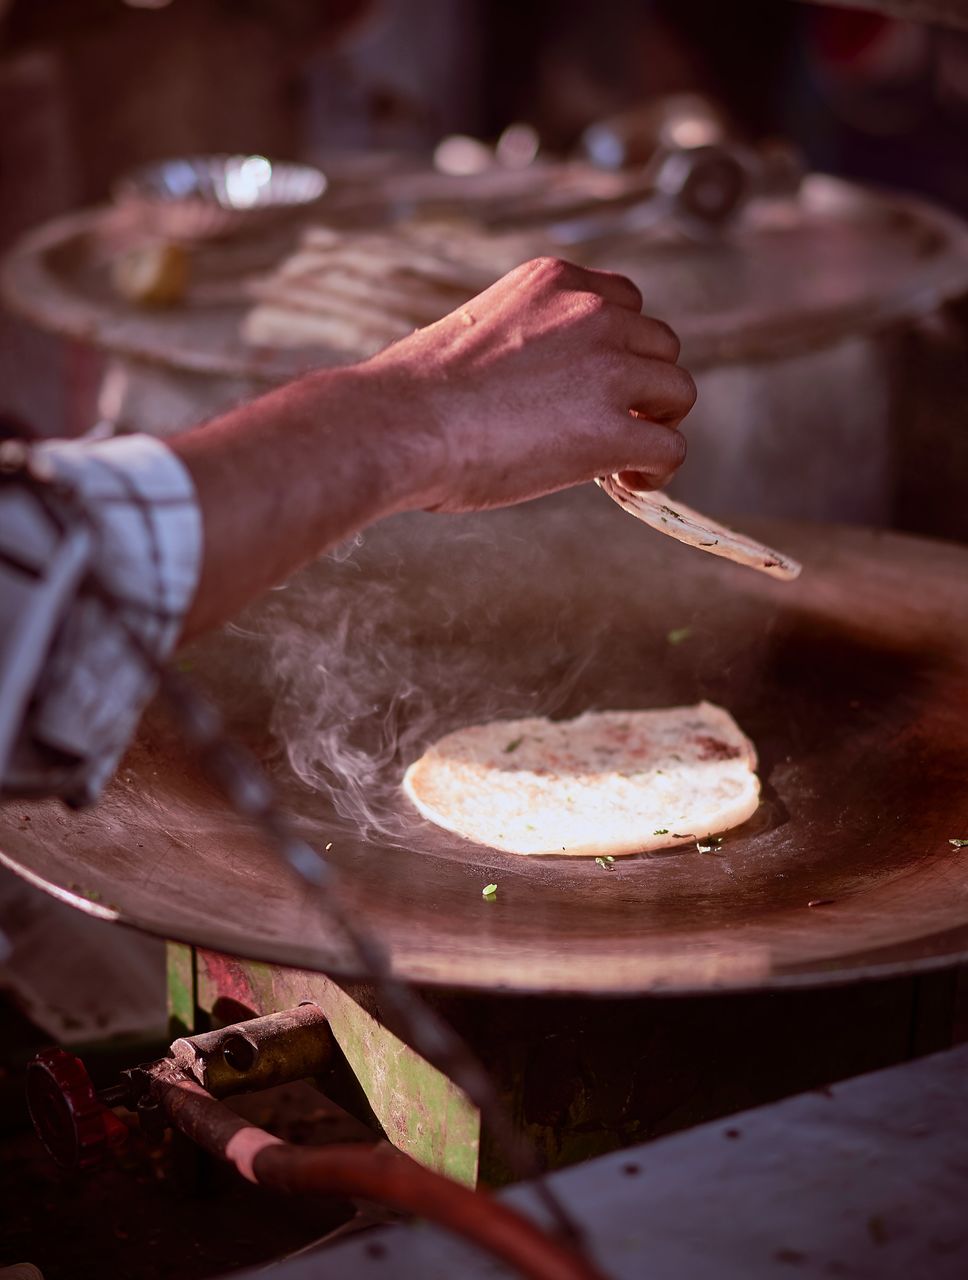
596, 475, 802, 581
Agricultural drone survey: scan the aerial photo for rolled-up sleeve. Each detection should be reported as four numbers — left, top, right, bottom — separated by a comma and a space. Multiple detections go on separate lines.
0, 434, 201, 805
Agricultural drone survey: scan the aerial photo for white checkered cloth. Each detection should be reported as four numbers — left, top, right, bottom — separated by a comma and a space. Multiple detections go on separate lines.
0, 434, 201, 803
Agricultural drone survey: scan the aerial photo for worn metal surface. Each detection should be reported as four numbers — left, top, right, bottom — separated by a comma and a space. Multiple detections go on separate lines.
6, 489, 968, 994
240, 1042, 968, 1279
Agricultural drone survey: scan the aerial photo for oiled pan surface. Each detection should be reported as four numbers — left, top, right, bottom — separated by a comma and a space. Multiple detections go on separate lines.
5, 487, 968, 994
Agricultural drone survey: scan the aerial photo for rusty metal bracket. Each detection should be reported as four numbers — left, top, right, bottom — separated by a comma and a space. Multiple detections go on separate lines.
169, 1003, 335, 1098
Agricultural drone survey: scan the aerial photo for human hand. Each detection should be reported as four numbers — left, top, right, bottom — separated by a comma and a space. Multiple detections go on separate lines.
371, 256, 696, 514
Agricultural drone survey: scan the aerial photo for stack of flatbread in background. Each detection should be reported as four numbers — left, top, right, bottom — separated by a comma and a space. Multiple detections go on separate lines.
242, 222, 540, 357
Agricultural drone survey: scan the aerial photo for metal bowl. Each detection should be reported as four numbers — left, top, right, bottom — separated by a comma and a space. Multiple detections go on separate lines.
113, 154, 328, 240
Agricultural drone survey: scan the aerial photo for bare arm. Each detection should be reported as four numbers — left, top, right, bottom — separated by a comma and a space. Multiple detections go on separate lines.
170, 257, 696, 639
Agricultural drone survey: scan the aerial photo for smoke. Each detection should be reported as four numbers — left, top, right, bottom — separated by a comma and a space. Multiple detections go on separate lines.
218, 486, 780, 852
241, 497, 607, 846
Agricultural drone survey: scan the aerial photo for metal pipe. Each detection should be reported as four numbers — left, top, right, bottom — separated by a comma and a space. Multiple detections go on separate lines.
170, 1003, 334, 1098
151, 1071, 605, 1280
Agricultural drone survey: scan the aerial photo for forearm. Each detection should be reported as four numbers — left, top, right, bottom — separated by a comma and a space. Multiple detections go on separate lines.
170, 255, 695, 639
0, 258, 695, 805
170, 362, 440, 639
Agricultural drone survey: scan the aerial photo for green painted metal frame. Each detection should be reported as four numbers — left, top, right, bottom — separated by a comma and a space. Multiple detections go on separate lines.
172, 941, 965, 1192
182, 944, 481, 1188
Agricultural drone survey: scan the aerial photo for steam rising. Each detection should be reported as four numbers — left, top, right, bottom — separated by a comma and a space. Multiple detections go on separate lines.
224, 487, 772, 852
247, 502, 603, 846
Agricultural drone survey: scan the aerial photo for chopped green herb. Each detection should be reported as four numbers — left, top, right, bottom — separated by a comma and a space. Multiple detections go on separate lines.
667, 627, 692, 646
949, 839, 968, 848
654, 828, 669, 835
504, 737, 524, 754
482, 883, 498, 898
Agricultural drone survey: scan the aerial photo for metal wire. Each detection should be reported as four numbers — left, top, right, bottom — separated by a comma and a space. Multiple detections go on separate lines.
13, 449, 588, 1254
153, 661, 583, 1246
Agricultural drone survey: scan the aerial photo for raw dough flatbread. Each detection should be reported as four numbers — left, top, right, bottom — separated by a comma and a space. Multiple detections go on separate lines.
596, 475, 802, 582
403, 702, 760, 857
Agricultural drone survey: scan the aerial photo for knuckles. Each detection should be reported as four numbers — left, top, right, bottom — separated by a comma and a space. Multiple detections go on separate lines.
645, 317, 682, 362
569, 290, 611, 324
676, 365, 698, 413
523, 255, 580, 287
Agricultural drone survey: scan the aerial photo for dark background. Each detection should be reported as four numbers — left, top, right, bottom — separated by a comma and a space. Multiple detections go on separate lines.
3, 0, 968, 435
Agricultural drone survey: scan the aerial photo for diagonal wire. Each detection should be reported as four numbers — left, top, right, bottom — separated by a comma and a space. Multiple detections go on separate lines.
11, 450, 589, 1255
153, 661, 585, 1248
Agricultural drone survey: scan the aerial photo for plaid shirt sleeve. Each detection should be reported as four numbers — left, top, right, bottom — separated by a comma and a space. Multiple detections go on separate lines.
0, 434, 201, 805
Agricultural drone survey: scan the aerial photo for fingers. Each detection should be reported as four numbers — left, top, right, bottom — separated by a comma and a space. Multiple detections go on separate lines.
605, 413, 688, 490
616, 467, 671, 493
533, 259, 682, 361
518, 262, 688, 371
518, 256, 644, 313
625, 358, 697, 426
575, 265, 644, 313
623, 314, 681, 363
600, 354, 696, 491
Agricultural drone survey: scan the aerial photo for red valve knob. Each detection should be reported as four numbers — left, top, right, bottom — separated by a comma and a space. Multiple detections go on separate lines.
26, 1048, 128, 1170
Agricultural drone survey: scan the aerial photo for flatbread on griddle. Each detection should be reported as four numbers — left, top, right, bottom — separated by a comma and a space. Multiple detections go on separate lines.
596, 475, 802, 582
403, 702, 760, 858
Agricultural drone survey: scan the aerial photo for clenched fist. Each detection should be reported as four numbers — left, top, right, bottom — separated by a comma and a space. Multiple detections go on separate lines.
172, 256, 696, 636
371, 256, 696, 513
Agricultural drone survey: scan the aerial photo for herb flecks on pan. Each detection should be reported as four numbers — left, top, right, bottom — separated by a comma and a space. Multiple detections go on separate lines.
482, 883, 498, 898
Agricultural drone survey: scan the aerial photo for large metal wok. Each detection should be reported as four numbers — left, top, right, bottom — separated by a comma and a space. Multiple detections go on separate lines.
4, 486, 968, 995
